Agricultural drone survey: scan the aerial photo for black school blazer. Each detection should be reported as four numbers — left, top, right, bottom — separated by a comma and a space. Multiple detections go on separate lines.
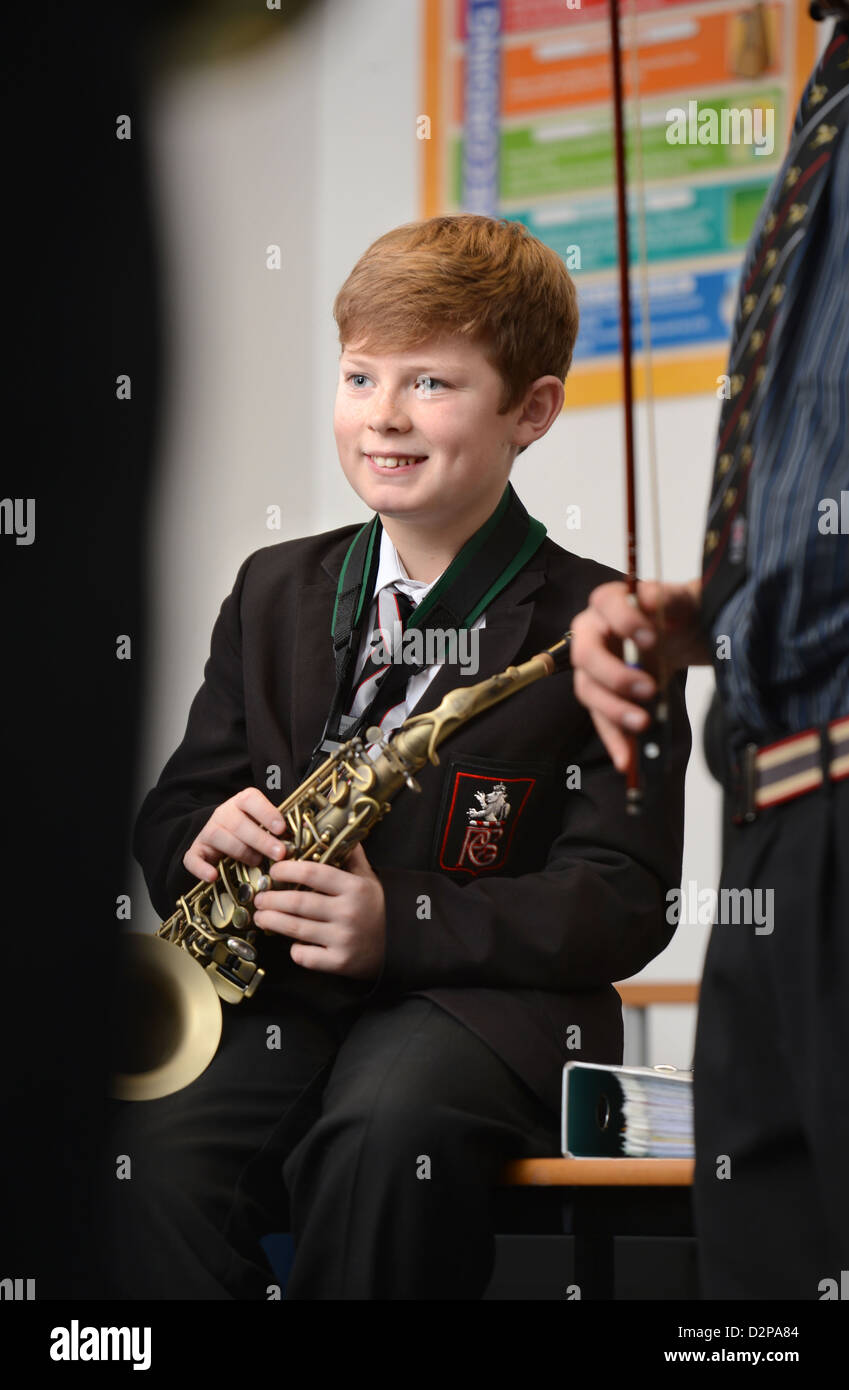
133, 523, 691, 1116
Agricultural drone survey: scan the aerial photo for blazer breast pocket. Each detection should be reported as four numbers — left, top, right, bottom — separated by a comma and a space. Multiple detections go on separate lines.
430, 753, 560, 880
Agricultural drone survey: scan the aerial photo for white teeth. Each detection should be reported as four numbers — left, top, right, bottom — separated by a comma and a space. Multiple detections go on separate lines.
371, 456, 424, 468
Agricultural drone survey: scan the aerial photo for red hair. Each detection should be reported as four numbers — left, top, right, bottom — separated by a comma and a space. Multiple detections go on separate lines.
333, 215, 579, 438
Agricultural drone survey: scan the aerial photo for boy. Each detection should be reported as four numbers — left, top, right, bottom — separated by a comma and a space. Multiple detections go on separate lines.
109, 214, 691, 1300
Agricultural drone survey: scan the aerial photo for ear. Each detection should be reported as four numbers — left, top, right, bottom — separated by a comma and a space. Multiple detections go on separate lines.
512, 375, 565, 450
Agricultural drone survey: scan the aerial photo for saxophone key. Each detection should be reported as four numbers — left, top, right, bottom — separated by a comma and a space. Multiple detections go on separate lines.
209, 894, 235, 929
226, 936, 257, 962
242, 864, 274, 893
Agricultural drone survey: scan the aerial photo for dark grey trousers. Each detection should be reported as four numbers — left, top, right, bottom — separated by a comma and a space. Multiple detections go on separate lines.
693, 774, 849, 1299
103, 979, 561, 1300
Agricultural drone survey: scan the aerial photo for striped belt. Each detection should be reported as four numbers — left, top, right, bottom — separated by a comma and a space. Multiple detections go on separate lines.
731, 714, 849, 824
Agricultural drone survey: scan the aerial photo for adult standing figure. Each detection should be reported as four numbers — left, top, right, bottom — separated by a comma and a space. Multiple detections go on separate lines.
569, 2, 849, 1299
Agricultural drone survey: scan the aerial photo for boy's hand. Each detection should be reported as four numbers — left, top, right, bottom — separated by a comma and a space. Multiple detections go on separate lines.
252, 843, 387, 980
183, 787, 288, 882
570, 577, 711, 772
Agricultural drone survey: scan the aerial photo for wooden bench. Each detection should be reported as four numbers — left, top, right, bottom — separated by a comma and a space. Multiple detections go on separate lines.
495, 1158, 695, 1299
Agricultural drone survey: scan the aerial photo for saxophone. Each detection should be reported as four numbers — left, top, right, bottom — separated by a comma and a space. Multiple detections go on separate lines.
113, 632, 572, 1101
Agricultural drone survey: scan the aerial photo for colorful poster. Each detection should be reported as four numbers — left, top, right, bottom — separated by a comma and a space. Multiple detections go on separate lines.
421, 0, 815, 406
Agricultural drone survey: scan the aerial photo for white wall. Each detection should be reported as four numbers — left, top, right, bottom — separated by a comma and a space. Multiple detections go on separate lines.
137, 0, 727, 1066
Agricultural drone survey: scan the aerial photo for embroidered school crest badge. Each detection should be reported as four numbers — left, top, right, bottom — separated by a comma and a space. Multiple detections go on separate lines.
438, 769, 536, 874
468, 781, 511, 824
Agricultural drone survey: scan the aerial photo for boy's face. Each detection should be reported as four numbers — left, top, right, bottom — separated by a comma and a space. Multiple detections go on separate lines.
333, 335, 524, 533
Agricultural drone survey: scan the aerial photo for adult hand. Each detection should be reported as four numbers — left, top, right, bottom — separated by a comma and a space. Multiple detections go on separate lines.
570, 578, 711, 771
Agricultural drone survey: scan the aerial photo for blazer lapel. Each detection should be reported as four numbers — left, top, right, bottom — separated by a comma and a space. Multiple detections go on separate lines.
290, 529, 549, 772
409, 564, 547, 718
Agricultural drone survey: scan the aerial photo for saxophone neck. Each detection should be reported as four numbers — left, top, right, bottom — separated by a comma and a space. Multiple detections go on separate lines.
392, 634, 572, 765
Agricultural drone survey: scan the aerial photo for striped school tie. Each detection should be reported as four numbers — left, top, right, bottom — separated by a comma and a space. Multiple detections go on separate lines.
346, 584, 416, 728
700, 22, 849, 630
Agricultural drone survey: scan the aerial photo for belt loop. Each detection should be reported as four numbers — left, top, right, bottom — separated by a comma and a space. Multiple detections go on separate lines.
731, 742, 759, 825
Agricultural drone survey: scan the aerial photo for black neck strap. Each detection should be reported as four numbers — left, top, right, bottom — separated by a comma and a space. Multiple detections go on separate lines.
306, 482, 546, 773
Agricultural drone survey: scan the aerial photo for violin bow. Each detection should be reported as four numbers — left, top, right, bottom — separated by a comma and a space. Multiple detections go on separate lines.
607, 0, 669, 813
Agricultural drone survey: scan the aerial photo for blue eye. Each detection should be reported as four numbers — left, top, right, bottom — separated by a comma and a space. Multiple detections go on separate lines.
345, 372, 446, 392
415, 375, 445, 393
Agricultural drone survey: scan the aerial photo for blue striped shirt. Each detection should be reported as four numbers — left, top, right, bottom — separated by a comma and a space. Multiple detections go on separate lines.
709, 25, 849, 740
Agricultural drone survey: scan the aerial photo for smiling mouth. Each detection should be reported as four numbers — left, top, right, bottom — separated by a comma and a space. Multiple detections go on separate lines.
365, 454, 428, 471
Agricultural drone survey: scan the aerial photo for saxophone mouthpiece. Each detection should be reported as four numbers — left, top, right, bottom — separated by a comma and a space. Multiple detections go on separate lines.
546, 631, 573, 674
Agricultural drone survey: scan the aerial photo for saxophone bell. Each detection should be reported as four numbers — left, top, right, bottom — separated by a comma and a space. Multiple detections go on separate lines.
111, 933, 224, 1102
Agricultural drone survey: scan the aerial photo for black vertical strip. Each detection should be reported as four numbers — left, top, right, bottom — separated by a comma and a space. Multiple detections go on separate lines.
2, 0, 167, 1299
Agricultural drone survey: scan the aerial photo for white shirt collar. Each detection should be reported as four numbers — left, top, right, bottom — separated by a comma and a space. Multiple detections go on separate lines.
371, 524, 443, 606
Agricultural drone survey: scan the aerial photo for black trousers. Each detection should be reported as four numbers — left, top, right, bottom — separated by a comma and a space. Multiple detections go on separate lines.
103, 972, 562, 1300
693, 774, 849, 1299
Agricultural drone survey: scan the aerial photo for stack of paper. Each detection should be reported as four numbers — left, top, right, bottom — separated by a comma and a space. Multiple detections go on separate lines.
561, 1062, 694, 1158
618, 1070, 694, 1157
